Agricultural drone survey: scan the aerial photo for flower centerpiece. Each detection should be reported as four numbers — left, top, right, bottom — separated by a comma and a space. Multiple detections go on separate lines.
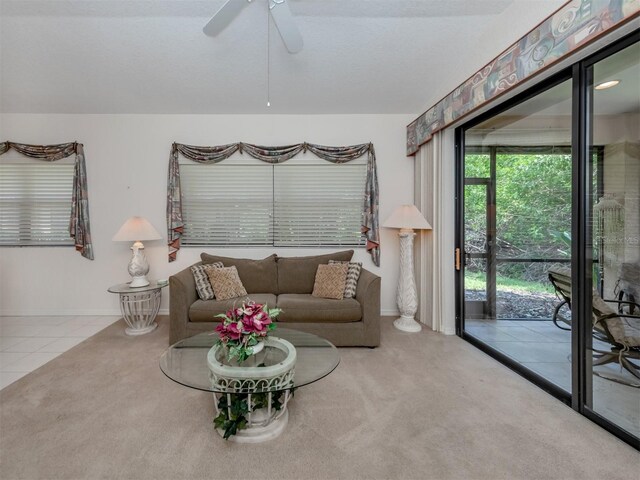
215, 302, 282, 363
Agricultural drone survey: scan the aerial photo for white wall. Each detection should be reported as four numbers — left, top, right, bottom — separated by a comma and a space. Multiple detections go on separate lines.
0, 114, 414, 316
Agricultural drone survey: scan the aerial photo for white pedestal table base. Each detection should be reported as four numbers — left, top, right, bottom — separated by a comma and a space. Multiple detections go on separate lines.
118, 289, 161, 336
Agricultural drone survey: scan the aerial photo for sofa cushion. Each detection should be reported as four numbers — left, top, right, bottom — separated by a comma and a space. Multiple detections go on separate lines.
201, 253, 278, 294
276, 250, 354, 294
189, 294, 278, 323
276, 294, 361, 323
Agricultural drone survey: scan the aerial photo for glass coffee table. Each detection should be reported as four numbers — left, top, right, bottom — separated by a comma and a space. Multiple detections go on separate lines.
160, 328, 340, 443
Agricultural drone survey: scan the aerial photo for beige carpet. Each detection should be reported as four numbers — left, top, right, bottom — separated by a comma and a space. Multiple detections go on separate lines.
0, 317, 637, 480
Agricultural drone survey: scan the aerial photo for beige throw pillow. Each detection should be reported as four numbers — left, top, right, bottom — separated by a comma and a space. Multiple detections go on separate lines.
206, 266, 248, 301
312, 263, 349, 300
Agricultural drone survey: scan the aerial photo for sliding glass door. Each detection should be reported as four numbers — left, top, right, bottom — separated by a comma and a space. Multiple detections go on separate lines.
461, 78, 574, 394
456, 34, 639, 447
586, 40, 640, 440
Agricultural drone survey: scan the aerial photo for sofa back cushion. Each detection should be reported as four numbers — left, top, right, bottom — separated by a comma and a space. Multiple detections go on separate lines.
201, 253, 278, 294
276, 250, 354, 294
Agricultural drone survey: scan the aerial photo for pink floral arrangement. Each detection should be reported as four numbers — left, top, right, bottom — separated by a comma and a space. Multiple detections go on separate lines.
215, 302, 281, 362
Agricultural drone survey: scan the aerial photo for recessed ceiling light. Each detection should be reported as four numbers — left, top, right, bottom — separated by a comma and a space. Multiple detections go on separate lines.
595, 80, 620, 90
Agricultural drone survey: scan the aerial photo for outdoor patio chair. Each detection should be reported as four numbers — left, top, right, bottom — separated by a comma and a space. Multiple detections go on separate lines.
548, 266, 573, 331
614, 262, 640, 315
591, 294, 640, 385
548, 266, 640, 386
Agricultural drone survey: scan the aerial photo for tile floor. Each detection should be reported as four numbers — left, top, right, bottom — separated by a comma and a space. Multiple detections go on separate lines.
0, 315, 120, 390
466, 319, 640, 438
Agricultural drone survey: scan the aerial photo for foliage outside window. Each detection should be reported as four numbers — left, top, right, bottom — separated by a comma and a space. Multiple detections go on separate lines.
464, 146, 573, 284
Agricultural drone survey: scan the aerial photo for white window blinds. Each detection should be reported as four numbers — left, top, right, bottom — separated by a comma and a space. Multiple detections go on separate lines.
274, 165, 366, 246
0, 164, 74, 246
181, 162, 366, 247
181, 165, 274, 246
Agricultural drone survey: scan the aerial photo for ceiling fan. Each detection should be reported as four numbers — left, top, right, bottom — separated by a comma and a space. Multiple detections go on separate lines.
203, 0, 303, 54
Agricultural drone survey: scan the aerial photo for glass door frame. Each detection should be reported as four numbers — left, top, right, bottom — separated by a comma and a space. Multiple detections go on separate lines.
454, 31, 640, 449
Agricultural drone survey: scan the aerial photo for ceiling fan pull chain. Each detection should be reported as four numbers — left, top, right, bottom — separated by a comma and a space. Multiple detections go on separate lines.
267, 1, 271, 107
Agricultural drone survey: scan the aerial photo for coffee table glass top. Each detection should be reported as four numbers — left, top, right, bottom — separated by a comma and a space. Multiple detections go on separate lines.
160, 328, 340, 394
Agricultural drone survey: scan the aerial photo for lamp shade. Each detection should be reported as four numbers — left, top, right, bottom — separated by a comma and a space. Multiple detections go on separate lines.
113, 216, 162, 242
383, 205, 432, 230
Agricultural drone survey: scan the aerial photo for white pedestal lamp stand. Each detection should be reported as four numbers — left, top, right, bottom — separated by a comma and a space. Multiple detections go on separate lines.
383, 205, 432, 333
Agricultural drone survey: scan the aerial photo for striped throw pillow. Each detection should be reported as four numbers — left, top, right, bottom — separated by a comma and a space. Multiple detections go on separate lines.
329, 260, 362, 299
191, 262, 224, 300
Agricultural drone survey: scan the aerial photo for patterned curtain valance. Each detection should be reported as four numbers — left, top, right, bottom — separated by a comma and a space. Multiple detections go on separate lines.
0, 141, 94, 260
167, 142, 380, 266
406, 0, 640, 156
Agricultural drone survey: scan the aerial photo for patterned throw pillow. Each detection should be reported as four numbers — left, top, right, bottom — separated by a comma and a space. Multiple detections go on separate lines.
312, 263, 349, 300
329, 260, 362, 299
191, 262, 223, 300
206, 266, 248, 301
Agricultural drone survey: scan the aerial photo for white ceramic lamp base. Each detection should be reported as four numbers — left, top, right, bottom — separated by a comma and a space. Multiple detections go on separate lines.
128, 243, 150, 288
129, 276, 150, 288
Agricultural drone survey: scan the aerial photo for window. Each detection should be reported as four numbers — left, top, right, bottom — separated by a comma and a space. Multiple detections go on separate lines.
182, 164, 274, 246
181, 159, 367, 247
0, 162, 74, 246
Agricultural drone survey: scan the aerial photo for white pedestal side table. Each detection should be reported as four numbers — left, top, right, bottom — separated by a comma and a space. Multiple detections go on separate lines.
108, 281, 167, 335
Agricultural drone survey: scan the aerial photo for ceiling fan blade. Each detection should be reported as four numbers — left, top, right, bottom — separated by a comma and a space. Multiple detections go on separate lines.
203, 0, 248, 37
269, 0, 303, 54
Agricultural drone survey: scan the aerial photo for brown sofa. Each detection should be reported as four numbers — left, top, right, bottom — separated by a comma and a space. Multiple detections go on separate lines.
169, 250, 381, 347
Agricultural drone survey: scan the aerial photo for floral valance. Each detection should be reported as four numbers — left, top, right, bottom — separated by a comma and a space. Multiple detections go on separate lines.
167, 142, 380, 266
0, 141, 94, 260
406, 0, 639, 155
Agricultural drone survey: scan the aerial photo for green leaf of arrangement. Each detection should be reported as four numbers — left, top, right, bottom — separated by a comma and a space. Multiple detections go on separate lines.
213, 390, 292, 440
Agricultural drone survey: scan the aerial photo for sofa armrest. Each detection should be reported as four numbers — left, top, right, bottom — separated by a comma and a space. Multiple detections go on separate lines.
355, 268, 381, 347
169, 264, 199, 344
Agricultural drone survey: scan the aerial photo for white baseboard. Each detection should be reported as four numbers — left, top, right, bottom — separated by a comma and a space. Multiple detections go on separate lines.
0, 309, 171, 316
3, 308, 391, 317
0, 309, 123, 317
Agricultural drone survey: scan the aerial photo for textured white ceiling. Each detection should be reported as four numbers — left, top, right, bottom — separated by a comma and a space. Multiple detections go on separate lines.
0, 0, 568, 114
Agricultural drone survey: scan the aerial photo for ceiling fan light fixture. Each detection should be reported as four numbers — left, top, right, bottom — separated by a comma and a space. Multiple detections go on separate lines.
595, 79, 620, 90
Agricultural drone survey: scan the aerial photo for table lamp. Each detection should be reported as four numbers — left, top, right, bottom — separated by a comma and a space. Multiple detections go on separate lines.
383, 205, 432, 332
113, 216, 162, 287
